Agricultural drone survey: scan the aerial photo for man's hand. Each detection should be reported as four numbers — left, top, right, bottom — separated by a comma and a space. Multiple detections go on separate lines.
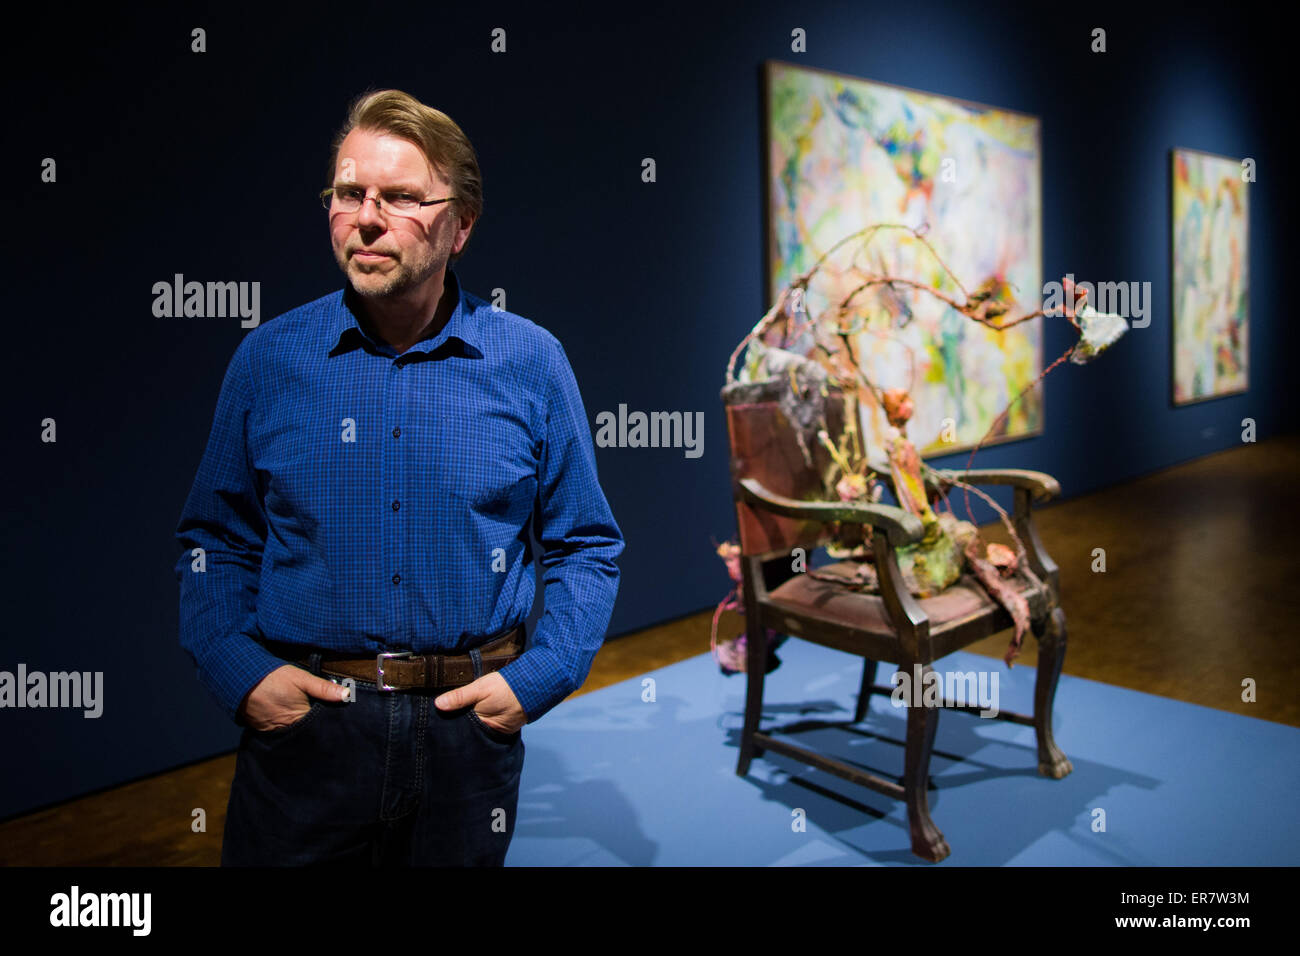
435, 671, 526, 735
239, 664, 349, 732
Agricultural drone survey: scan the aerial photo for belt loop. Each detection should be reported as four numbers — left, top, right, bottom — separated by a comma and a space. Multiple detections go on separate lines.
307, 651, 322, 676
469, 647, 484, 680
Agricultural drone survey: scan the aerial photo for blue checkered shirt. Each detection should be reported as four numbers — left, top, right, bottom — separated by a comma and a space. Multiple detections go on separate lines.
174, 269, 623, 725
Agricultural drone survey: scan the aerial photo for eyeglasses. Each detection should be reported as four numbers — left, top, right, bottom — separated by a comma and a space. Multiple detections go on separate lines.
320, 185, 456, 215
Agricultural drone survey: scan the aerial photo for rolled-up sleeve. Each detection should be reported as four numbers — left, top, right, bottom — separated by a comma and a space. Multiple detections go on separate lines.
496, 335, 624, 723
174, 336, 286, 723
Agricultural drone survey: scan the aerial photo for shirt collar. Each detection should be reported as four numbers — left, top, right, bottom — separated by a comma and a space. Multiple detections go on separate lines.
330, 267, 483, 359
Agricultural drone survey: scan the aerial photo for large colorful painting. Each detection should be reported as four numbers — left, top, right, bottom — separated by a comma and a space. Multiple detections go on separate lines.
1171, 148, 1249, 404
764, 61, 1042, 455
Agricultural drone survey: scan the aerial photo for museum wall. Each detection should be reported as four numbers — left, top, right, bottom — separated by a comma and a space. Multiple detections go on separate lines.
3, 0, 1287, 818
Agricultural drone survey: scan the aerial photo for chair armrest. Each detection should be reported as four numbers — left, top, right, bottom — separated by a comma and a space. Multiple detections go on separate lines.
927, 467, 1060, 501
868, 464, 1061, 599
925, 467, 1062, 599
738, 477, 925, 546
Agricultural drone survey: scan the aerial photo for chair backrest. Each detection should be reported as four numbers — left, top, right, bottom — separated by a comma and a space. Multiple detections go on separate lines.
721, 378, 848, 557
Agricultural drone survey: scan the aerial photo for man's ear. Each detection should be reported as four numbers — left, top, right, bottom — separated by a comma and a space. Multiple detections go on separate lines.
453, 214, 477, 255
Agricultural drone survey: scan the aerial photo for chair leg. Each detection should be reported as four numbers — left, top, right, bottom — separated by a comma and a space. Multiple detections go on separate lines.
735, 625, 770, 777
904, 664, 951, 862
854, 658, 877, 723
1033, 606, 1073, 779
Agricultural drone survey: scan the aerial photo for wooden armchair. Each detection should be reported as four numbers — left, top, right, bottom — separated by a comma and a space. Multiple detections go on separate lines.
722, 378, 1072, 862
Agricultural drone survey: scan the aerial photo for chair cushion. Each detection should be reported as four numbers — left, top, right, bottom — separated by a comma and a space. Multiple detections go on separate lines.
764, 560, 1043, 637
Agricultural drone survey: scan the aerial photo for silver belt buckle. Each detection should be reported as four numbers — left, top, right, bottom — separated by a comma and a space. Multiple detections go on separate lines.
376, 650, 413, 691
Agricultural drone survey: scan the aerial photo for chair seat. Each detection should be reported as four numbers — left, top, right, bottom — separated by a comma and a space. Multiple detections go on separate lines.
763, 559, 1047, 640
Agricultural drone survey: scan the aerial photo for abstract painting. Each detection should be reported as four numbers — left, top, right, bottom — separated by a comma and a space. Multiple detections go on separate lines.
1171, 148, 1249, 404
764, 61, 1042, 455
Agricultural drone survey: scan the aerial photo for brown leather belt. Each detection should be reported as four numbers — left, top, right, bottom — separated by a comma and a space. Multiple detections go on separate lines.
263, 624, 525, 691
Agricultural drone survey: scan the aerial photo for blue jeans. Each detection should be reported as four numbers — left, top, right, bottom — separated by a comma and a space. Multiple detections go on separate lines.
221, 653, 524, 866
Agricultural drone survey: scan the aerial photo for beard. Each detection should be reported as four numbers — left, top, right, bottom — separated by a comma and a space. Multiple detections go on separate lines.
335, 225, 453, 299
340, 249, 435, 298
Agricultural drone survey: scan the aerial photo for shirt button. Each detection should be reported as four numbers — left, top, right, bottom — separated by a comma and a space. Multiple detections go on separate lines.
392, 573, 401, 585
392, 500, 400, 511
392, 426, 401, 438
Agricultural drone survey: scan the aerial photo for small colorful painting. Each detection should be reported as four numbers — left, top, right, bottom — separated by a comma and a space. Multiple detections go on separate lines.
1171, 148, 1249, 404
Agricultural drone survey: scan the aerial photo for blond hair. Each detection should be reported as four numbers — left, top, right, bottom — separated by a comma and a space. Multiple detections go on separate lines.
329, 89, 483, 260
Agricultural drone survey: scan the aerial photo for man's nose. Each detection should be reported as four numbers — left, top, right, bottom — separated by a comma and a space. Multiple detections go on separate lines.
356, 195, 386, 228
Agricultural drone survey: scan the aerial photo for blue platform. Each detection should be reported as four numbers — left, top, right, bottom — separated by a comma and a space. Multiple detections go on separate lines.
505, 642, 1300, 866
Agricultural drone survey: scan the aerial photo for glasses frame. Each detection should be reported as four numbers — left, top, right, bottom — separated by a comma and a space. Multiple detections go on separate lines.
320, 186, 457, 215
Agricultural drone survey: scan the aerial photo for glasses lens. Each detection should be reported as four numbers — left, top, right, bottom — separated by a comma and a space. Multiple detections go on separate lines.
334, 188, 363, 212
385, 196, 419, 212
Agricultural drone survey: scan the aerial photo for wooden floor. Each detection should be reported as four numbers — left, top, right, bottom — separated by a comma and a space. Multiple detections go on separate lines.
4, 435, 1297, 865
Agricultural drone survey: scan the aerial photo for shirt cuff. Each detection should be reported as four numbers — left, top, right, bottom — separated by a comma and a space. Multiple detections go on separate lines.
495, 646, 581, 725
194, 634, 291, 725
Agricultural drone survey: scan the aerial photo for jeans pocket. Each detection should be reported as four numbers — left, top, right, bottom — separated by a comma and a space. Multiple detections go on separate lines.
249, 699, 323, 744
465, 706, 520, 746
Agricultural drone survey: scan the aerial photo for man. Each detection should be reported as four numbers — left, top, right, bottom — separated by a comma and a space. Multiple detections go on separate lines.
174, 89, 623, 866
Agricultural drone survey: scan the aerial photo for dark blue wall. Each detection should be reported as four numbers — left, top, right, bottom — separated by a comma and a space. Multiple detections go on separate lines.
3, 0, 1288, 819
